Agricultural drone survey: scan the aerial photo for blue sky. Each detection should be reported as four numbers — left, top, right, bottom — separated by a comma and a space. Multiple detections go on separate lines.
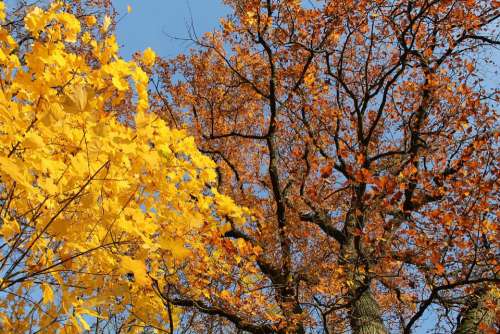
112, 0, 229, 59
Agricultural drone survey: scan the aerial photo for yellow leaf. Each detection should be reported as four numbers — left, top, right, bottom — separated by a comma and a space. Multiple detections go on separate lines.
220, 290, 231, 299
127, 5, 132, 13
85, 15, 97, 26
81, 31, 92, 44
76, 314, 90, 331
39, 177, 59, 195
111, 76, 129, 91
0, 156, 29, 187
0, 313, 11, 329
102, 15, 111, 33
41, 283, 54, 304
69, 316, 80, 332
120, 256, 149, 286
0, 218, 20, 240
23, 132, 44, 149
0, 2, 5, 22
77, 307, 105, 319
63, 84, 89, 113
25, 7, 46, 37
159, 237, 191, 259
51, 271, 63, 286
142, 47, 156, 67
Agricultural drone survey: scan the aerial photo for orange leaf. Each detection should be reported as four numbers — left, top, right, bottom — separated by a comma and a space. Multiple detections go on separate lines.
320, 163, 333, 178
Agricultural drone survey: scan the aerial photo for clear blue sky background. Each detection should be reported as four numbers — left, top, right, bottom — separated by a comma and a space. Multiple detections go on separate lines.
112, 0, 229, 59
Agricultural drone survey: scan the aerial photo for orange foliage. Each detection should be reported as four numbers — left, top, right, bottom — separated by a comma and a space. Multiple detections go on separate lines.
152, 0, 499, 333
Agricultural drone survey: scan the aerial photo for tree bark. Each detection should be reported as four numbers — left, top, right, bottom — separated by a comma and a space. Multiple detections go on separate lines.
454, 288, 497, 334
350, 287, 388, 334
342, 212, 388, 334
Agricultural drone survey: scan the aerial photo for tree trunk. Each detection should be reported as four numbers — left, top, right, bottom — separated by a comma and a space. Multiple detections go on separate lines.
454, 288, 497, 334
350, 287, 388, 334
342, 212, 388, 334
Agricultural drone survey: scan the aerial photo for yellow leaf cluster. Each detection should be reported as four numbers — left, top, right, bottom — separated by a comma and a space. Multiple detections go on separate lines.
142, 47, 156, 67
0, 2, 247, 332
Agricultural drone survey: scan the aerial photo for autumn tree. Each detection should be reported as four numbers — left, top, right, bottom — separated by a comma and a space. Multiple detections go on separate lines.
0, 2, 246, 333
153, 0, 499, 333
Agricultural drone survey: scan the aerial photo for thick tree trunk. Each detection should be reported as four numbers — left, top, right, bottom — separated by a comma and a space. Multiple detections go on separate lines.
454, 288, 497, 334
341, 211, 389, 334
350, 287, 388, 334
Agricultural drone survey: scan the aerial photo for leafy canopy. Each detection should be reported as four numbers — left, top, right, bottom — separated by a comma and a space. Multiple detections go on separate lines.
0, 2, 245, 332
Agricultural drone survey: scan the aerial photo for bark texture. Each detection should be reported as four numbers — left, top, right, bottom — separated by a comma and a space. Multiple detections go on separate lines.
351, 288, 388, 334
454, 289, 497, 334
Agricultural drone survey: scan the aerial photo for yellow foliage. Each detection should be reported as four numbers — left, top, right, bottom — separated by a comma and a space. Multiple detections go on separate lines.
41, 283, 54, 304
143, 47, 156, 67
101, 15, 111, 33
119, 256, 149, 286
0, 2, 247, 332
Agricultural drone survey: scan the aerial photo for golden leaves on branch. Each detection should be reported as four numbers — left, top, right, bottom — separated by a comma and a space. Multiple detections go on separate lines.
0, 2, 248, 332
